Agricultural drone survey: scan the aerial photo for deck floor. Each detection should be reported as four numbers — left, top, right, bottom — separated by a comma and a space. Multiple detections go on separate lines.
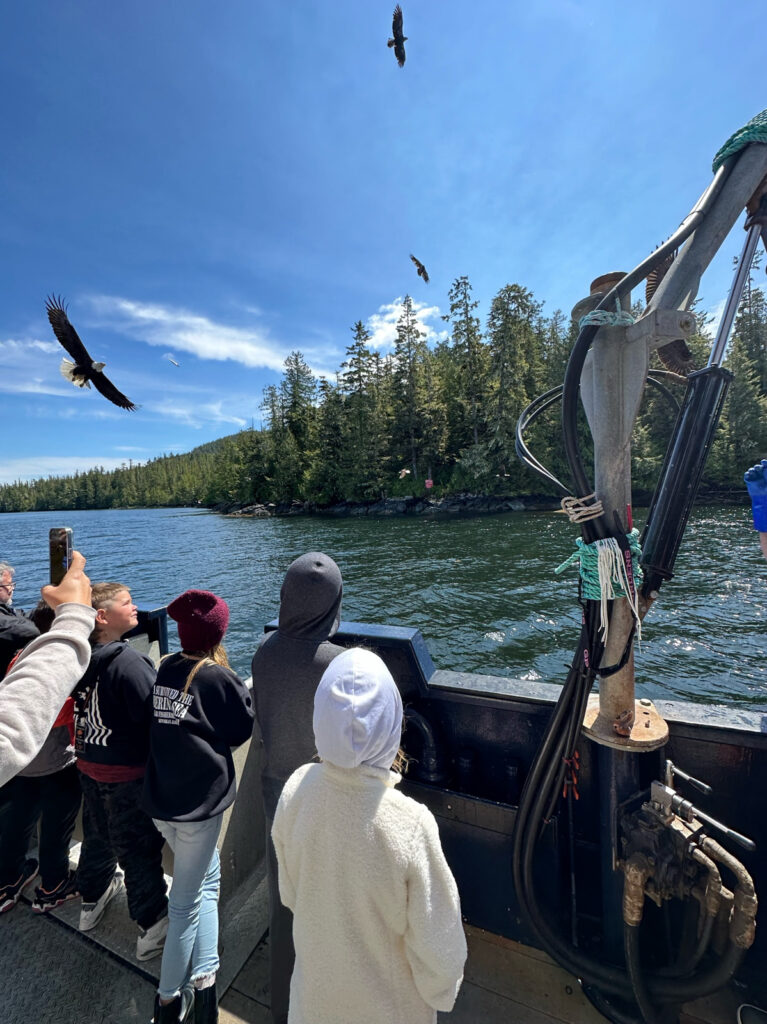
3, 880, 757, 1024
218, 924, 753, 1024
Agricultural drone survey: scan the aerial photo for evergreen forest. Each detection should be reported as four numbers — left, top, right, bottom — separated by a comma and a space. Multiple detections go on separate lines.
1, 272, 766, 515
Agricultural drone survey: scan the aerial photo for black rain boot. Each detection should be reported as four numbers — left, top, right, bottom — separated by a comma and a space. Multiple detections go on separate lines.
151, 991, 193, 1024
193, 982, 218, 1023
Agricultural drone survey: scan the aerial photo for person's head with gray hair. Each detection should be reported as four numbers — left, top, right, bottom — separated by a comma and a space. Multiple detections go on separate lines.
0, 562, 15, 607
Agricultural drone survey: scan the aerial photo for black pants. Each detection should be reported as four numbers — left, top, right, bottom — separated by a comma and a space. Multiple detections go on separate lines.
265, 811, 293, 1024
0, 764, 82, 891
77, 774, 167, 930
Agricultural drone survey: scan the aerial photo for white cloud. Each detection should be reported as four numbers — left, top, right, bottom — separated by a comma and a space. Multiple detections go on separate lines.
707, 298, 726, 337
366, 297, 448, 352
146, 399, 247, 429
88, 295, 308, 374
0, 336, 73, 397
0, 338, 59, 356
0, 456, 129, 485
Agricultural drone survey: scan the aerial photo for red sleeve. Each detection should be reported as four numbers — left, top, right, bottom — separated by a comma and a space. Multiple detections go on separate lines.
53, 696, 75, 730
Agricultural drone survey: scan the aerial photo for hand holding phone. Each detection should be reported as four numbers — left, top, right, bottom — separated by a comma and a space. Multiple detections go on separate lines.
41, 550, 91, 609
49, 527, 74, 586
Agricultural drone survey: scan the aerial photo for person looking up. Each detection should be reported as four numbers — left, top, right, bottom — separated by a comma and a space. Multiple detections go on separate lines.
272, 647, 467, 1024
143, 589, 254, 1024
0, 561, 40, 677
73, 582, 168, 962
250, 552, 345, 1024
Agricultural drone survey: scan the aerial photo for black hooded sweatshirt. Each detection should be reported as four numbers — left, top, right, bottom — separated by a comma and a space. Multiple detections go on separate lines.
73, 641, 156, 770
251, 552, 345, 818
142, 653, 254, 822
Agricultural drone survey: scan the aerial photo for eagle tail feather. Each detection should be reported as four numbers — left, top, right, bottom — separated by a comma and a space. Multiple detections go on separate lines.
60, 358, 90, 388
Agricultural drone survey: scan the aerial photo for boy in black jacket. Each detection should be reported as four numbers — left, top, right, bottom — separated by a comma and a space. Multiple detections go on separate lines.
73, 582, 168, 961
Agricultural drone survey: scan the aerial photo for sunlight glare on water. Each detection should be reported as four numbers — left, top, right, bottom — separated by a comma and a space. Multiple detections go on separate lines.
1, 505, 764, 710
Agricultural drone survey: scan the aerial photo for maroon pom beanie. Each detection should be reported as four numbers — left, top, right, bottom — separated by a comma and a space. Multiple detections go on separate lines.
167, 589, 229, 652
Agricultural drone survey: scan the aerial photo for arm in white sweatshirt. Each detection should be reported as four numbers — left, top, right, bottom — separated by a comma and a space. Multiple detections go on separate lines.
0, 603, 96, 786
404, 807, 468, 1012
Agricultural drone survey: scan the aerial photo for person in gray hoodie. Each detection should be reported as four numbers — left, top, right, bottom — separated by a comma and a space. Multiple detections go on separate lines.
251, 552, 345, 1024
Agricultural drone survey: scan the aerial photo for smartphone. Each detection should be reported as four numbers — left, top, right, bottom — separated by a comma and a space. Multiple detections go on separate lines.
49, 527, 74, 586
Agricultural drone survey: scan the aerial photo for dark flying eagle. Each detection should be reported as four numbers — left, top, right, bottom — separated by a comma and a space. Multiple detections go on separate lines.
645, 249, 696, 376
388, 5, 407, 67
410, 254, 429, 283
45, 296, 137, 410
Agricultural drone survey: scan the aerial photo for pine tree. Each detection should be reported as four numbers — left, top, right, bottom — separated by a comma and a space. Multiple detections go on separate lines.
485, 284, 544, 486
442, 276, 487, 449
391, 296, 429, 480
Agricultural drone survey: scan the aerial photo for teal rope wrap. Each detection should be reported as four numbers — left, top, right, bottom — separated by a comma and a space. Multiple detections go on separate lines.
555, 528, 644, 600
578, 297, 635, 332
712, 107, 767, 172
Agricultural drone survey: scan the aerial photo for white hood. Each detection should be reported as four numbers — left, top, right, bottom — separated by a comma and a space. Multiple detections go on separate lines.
313, 647, 403, 771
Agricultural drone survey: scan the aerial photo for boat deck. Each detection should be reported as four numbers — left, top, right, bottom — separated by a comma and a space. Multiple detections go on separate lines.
4, 880, 751, 1024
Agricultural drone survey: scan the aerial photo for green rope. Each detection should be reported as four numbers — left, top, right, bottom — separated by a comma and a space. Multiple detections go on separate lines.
578, 296, 635, 332
712, 107, 767, 172
555, 528, 643, 601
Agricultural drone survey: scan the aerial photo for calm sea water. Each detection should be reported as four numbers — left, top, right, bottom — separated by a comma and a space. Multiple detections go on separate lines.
1, 505, 764, 710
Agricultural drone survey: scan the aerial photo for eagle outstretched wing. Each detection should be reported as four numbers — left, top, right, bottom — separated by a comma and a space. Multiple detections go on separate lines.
45, 295, 137, 410
90, 371, 137, 410
46, 295, 91, 364
410, 254, 429, 283
388, 5, 407, 67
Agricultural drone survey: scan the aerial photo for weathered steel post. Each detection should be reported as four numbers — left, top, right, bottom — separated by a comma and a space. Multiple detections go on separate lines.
573, 274, 671, 950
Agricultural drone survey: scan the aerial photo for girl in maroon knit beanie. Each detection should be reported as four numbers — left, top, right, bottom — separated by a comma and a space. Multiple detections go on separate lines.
142, 590, 254, 1024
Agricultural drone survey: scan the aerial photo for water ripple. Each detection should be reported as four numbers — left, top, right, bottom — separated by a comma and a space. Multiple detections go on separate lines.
1, 506, 764, 710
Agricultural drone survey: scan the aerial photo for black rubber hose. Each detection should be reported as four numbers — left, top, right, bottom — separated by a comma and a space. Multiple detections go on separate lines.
560, 159, 733, 542
513, 153, 742, 1007
656, 911, 714, 979
625, 924, 664, 1024
582, 984, 645, 1024
515, 373, 680, 495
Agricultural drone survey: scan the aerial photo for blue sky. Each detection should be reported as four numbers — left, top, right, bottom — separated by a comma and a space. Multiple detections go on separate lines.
1, 1, 763, 484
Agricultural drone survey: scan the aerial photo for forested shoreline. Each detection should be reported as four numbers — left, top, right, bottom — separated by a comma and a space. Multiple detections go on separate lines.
1, 274, 765, 516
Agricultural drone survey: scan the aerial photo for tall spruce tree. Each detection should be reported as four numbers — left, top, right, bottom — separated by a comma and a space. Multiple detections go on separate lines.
442, 276, 487, 449
391, 296, 428, 480
485, 284, 544, 486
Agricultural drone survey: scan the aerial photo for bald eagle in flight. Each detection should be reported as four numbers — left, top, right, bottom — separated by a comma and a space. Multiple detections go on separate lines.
410, 254, 429, 283
388, 5, 407, 67
45, 296, 137, 410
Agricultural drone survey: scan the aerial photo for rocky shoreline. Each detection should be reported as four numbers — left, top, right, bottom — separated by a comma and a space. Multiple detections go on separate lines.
212, 487, 749, 520
214, 493, 562, 519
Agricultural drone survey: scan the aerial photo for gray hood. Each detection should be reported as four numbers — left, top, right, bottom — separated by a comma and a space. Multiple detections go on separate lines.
278, 552, 343, 641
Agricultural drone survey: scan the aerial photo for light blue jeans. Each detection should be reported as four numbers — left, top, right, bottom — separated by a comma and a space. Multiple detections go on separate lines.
154, 813, 223, 999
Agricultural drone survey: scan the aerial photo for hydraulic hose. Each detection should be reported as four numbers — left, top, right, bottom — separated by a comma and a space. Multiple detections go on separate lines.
625, 924, 665, 1024
512, 150, 749, 1011
560, 158, 734, 542
515, 373, 682, 495
403, 709, 445, 784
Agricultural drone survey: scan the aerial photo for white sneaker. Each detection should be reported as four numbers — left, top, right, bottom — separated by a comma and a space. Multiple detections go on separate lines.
137, 911, 169, 961
79, 873, 124, 932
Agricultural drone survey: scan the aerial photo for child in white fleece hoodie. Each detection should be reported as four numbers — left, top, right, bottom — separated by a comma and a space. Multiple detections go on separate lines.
271, 646, 467, 1024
